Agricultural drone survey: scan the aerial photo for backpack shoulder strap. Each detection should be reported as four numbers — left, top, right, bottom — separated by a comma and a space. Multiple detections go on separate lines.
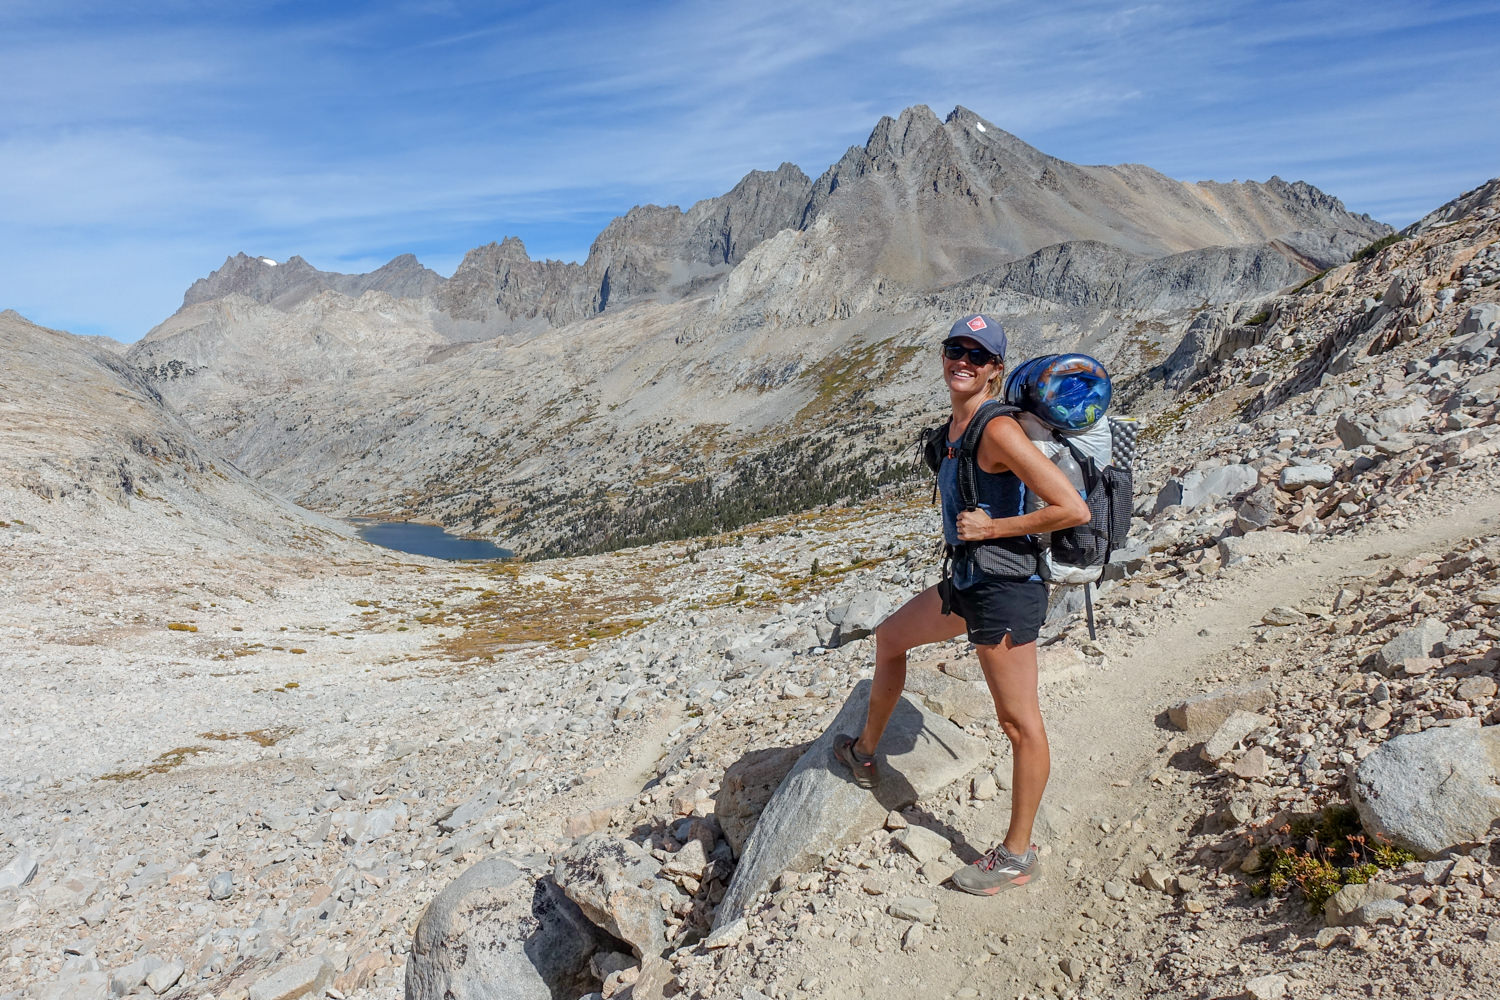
956, 401, 1020, 511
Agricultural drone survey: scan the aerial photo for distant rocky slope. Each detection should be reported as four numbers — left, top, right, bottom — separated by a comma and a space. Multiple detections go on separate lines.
126, 104, 1393, 556
0, 310, 350, 551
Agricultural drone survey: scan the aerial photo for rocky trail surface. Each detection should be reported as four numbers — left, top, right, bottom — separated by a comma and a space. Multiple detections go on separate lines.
4, 188, 1500, 1000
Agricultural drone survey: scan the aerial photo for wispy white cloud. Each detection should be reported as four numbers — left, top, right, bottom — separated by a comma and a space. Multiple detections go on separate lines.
1, 0, 1496, 341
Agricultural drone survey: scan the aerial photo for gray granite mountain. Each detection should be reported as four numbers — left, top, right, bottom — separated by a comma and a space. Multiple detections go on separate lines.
126, 104, 1396, 555
430, 163, 813, 337
184, 252, 445, 311
793, 105, 1382, 287
162, 105, 1383, 346
0, 310, 349, 549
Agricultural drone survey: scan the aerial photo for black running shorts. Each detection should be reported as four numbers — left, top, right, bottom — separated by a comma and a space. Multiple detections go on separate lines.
939, 576, 1047, 646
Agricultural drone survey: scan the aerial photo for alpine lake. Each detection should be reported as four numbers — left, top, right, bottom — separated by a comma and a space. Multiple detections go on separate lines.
347, 518, 514, 561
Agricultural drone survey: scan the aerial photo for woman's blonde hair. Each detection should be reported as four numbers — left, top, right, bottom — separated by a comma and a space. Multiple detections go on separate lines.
986, 362, 1006, 398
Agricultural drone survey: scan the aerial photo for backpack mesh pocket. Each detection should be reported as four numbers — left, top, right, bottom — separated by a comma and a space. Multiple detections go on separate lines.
1102, 465, 1134, 551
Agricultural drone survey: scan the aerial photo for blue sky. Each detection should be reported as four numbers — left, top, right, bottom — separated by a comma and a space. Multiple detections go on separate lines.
2, 0, 1496, 343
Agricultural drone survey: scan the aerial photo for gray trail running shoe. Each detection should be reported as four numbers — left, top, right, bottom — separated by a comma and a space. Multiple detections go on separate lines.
951, 843, 1039, 896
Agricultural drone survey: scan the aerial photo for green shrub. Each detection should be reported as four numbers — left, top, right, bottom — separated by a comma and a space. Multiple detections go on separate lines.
1351, 233, 1402, 262
1292, 267, 1333, 294
1250, 804, 1415, 912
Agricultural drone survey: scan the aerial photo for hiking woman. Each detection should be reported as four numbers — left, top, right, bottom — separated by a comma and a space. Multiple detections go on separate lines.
835, 313, 1090, 895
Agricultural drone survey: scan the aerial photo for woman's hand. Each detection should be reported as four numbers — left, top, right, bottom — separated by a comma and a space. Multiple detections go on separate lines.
955, 508, 997, 541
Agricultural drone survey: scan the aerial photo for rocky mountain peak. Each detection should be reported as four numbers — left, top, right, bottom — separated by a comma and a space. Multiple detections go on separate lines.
864, 104, 945, 164
159, 103, 1392, 349
494, 236, 533, 262
180, 251, 444, 314
1258, 175, 1377, 226
361, 253, 446, 299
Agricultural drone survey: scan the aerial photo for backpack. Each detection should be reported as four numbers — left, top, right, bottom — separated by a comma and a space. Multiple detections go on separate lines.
1022, 413, 1137, 583
919, 398, 1140, 638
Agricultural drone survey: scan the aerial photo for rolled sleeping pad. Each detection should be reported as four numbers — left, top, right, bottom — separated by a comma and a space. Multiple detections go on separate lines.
1003, 353, 1112, 432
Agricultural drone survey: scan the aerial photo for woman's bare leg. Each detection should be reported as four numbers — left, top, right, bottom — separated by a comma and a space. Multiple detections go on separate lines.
855, 585, 967, 756
975, 635, 1049, 854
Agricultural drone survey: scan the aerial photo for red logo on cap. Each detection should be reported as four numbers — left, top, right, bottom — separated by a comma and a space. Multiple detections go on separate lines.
967, 316, 986, 331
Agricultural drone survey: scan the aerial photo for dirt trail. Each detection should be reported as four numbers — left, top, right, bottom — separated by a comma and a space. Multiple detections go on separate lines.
787, 485, 1500, 997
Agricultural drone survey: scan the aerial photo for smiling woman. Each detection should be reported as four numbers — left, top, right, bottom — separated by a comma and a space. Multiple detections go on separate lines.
832, 311, 1090, 897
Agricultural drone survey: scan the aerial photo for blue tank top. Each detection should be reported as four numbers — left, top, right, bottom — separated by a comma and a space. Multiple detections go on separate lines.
939, 428, 1039, 587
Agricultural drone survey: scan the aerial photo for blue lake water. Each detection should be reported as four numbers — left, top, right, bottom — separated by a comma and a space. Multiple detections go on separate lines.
348, 519, 514, 561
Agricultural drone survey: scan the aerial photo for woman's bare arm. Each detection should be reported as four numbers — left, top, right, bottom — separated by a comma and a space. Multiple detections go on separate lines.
955, 416, 1091, 541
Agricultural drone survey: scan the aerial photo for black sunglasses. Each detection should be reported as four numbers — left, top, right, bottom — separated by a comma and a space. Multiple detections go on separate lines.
941, 342, 998, 366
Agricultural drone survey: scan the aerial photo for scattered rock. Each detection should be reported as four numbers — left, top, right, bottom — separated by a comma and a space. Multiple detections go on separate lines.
1324, 882, 1404, 927
830, 591, 893, 643
894, 826, 952, 864
1228, 746, 1269, 780
1235, 487, 1278, 533
110, 956, 162, 997
1201, 711, 1270, 763
1140, 867, 1174, 894
1168, 682, 1274, 734
887, 895, 938, 924
208, 871, 234, 900
1353, 898, 1407, 925
248, 956, 334, 1000
145, 960, 185, 995
1261, 606, 1307, 626
1154, 463, 1258, 514
1460, 302, 1500, 336
1279, 464, 1334, 490
1458, 676, 1498, 702
407, 856, 610, 1000
1218, 532, 1309, 567
0, 851, 38, 890
661, 839, 708, 882
1373, 619, 1448, 675
703, 919, 746, 950
1245, 972, 1288, 1000
1352, 723, 1500, 858
553, 837, 668, 960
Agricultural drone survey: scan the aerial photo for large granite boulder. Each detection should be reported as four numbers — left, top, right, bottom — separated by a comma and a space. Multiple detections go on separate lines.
714, 679, 983, 927
1153, 463, 1258, 515
553, 836, 670, 961
1350, 723, 1500, 858
406, 856, 610, 1000
716, 743, 809, 857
